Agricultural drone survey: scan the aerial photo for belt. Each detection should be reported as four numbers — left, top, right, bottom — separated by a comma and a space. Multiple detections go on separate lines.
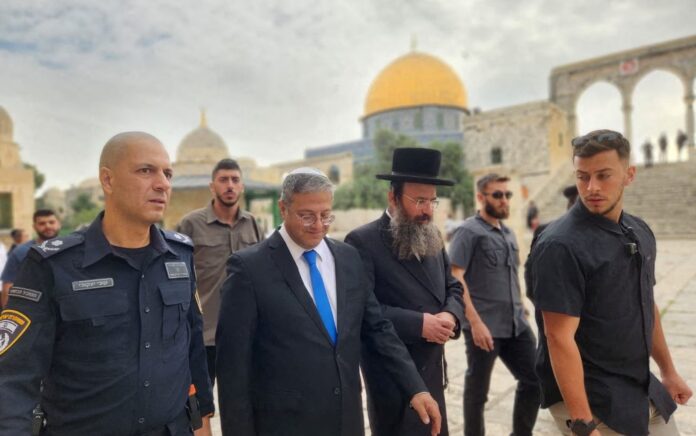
138, 411, 191, 436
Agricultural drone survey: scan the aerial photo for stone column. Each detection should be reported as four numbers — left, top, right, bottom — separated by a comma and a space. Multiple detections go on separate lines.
621, 92, 633, 146
554, 94, 576, 139
621, 90, 634, 164
685, 89, 695, 161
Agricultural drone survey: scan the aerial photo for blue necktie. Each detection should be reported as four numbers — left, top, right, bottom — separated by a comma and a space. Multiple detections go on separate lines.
302, 250, 337, 345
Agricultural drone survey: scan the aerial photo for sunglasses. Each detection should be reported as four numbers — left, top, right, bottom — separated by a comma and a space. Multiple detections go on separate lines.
571, 132, 622, 147
483, 190, 513, 200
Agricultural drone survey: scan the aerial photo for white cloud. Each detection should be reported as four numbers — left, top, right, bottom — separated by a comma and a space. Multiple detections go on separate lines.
0, 0, 694, 189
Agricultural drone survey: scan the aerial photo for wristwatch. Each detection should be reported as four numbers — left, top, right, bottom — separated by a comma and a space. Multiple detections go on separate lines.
567, 418, 597, 436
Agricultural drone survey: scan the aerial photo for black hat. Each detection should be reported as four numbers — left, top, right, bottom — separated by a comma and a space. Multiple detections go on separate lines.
376, 147, 455, 186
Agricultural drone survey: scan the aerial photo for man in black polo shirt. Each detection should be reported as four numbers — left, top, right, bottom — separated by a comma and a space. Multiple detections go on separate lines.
449, 173, 540, 436
528, 130, 692, 435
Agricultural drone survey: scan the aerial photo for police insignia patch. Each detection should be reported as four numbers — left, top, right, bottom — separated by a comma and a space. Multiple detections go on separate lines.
0, 310, 32, 356
175, 232, 189, 242
165, 262, 190, 279
38, 240, 61, 252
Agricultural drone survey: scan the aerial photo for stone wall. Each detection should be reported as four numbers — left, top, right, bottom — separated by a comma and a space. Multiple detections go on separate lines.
0, 167, 35, 237
246, 152, 355, 187
364, 106, 464, 138
462, 100, 570, 193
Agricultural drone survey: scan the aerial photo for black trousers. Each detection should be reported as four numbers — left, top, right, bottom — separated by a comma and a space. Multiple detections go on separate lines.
463, 328, 540, 436
205, 345, 216, 387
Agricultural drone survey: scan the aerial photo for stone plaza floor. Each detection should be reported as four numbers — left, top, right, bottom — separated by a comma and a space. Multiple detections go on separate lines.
209, 239, 696, 435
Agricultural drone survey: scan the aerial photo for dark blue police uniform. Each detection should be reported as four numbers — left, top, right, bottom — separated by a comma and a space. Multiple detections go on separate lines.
0, 213, 214, 435
529, 201, 676, 435
1, 239, 37, 283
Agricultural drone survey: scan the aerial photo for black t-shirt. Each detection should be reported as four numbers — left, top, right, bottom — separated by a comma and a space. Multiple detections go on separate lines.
112, 245, 155, 271
528, 201, 676, 435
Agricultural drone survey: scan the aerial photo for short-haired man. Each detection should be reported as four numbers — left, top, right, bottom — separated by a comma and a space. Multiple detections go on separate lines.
0, 132, 214, 435
216, 168, 442, 436
1, 210, 60, 308
176, 158, 263, 385
9, 228, 28, 253
345, 147, 464, 436
528, 130, 692, 435
449, 173, 540, 436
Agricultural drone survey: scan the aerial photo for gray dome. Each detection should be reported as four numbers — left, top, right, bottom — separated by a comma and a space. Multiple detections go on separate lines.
176, 111, 229, 163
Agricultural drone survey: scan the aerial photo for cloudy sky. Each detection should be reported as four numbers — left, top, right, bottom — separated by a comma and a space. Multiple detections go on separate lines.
1, 0, 694, 190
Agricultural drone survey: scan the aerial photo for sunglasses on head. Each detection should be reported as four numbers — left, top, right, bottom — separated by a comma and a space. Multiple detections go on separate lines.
571, 132, 622, 147
483, 190, 513, 200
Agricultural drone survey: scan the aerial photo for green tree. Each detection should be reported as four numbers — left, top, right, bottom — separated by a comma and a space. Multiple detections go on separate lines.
62, 193, 101, 232
334, 130, 474, 215
66, 208, 101, 230
71, 193, 96, 213
23, 162, 45, 190
431, 141, 474, 215
334, 130, 418, 209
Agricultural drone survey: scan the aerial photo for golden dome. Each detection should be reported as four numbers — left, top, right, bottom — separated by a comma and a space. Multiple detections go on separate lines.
363, 52, 468, 118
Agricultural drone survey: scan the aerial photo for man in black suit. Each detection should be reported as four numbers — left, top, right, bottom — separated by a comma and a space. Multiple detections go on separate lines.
216, 168, 442, 436
345, 148, 465, 436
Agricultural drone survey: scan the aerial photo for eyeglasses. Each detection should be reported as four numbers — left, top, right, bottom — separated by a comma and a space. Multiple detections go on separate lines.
402, 194, 440, 210
571, 132, 622, 148
295, 213, 335, 227
483, 190, 513, 200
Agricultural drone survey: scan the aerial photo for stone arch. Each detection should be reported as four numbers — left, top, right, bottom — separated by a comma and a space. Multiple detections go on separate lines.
572, 78, 623, 111
575, 80, 623, 136
632, 69, 686, 163
632, 65, 687, 92
550, 34, 696, 153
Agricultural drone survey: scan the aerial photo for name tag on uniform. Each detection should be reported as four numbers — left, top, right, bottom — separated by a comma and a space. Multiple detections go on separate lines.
72, 278, 114, 291
8, 287, 43, 302
165, 262, 189, 279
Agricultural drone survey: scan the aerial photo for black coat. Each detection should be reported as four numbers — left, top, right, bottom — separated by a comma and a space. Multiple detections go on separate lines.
216, 231, 427, 436
345, 213, 465, 436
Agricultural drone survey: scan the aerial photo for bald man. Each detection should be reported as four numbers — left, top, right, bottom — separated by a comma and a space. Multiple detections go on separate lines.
0, 132, 214, 436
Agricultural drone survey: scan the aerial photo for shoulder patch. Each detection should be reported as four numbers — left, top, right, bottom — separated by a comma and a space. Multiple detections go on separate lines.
162, 230, 193, 247
0, 310, 32, 356
9, 287, 42, 302
32, 234, 85, 258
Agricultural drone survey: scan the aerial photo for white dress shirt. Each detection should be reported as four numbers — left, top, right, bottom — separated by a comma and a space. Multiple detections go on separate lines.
279, 225, 338, 327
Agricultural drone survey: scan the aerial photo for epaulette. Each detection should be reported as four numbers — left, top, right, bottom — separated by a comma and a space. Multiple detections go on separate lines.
162, 229, 194, 247
32, 233, 85, 258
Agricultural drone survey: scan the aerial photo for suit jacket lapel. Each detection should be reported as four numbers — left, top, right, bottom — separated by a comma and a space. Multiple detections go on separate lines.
379, 212, 444, 304
268, 232, 335, 346
326, 239, 347, 336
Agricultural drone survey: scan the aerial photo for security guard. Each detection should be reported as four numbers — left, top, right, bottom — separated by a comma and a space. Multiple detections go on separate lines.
528, 130, 691, 435
0, 132, 214, 435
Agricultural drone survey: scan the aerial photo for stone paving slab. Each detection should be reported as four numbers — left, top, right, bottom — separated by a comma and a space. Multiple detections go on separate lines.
209, 240, 696, 435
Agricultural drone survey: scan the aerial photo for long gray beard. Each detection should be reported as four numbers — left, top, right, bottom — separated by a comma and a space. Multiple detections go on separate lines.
389, 206, 444, 260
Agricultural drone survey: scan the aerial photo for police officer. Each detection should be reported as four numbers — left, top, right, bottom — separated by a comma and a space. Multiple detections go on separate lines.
0, 132, 214, 435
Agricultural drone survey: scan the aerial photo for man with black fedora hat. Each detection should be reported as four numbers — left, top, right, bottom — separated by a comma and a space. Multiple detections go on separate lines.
346, 147, 464, 436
